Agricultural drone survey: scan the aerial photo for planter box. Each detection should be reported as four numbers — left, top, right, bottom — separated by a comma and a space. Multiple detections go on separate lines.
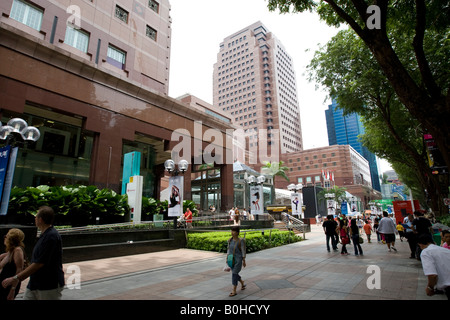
61, 229, 187, 263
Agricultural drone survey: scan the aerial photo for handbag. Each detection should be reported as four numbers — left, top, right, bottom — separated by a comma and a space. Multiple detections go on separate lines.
226, 254, 235, 268
342, 236, 350, 245
359, 236, 364, 244
226, 238, 240, 268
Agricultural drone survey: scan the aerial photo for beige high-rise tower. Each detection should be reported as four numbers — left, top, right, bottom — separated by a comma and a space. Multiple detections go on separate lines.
213, 21, 303, 168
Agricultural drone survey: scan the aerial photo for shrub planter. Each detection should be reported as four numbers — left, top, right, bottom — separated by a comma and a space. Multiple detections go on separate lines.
60, 229, 187, 263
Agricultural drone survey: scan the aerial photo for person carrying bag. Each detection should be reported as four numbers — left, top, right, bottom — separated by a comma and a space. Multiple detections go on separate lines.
226, 226, 246, 297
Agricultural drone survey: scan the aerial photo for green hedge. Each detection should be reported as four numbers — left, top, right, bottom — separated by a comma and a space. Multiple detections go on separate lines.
7, 185, 129, 225
186, 229, 302, 253
7, 185, 200, 226
437, 215, 450, 228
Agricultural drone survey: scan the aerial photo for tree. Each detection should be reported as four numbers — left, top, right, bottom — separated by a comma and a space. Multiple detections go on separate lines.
307, 27, 448, 215
317, 186, 348, 207
268, 0, 450, 175
261, 161, 290, 182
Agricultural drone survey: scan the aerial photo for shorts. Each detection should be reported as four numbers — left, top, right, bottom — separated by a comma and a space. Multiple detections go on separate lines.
383, 233, 396, 243
23, 285, 63, 300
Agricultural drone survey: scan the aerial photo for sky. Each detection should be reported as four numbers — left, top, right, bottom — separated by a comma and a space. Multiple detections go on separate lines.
167, 0, 392, 173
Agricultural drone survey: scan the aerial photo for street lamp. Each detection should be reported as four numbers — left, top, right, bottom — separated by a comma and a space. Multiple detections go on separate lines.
0, 118, 41, 217
287, 183, 303, 192
0, 118, 41, 144
256, 175, 266, 185
164, 159, 189, 175
246, 174, 266, 186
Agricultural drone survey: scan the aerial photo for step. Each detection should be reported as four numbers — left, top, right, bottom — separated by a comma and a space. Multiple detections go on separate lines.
62, 238, 180, 263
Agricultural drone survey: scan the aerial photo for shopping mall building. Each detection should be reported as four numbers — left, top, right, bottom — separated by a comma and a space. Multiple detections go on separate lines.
0, 0, 235, 211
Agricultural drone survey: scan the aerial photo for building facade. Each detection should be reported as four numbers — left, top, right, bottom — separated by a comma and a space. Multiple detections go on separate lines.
282, 145, 380, 210
213, 21, 303, 170
325, 99, 381, 191
0, 0, 235, 211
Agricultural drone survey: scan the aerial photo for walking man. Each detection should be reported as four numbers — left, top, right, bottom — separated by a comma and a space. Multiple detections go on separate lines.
2, 206, 65, 300
377, 211, 398, 252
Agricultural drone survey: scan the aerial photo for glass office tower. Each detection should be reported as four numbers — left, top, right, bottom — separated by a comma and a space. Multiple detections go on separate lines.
325, 99, 381, 191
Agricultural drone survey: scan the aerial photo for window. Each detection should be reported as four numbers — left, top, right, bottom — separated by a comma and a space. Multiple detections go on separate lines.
107, 45, 126, 70
2, 106, 94, 188
146, 25, 157, 41
148, 0, 159, 13
64, 26, 89, 53
10, 0, 43, 31
115, 5, 128, 23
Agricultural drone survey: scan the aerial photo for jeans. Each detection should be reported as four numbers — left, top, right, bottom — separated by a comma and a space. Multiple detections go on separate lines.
232, 272, 242, 286
352, 234, 363, 255
326, 234, 337, 251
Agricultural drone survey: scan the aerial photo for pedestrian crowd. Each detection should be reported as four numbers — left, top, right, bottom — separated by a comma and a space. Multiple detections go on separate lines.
228, 207, 253, 225
322, 209, 450, 299
1, 204, 449, 300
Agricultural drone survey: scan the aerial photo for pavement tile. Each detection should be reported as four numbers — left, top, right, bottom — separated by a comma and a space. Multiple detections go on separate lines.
14, 224, 448, 302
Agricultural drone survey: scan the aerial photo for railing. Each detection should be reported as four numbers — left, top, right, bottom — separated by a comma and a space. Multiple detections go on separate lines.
54, 213, 242, 234
55, 221, 165, 234
281, 212, 307, 239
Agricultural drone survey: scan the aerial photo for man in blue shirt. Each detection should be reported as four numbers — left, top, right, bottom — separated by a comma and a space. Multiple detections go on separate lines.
2, 206, 64, 300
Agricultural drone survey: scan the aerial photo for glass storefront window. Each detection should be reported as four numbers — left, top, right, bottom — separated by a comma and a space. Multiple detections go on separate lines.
191, 166, 221, 211
1, 106, 94, 187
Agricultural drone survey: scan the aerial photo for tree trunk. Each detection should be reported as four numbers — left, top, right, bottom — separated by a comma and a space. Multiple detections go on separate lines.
363, 34, 450, 172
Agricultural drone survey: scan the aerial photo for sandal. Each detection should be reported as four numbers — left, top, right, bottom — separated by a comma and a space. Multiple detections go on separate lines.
241, 284, 246, 290
229, 292, 237, 297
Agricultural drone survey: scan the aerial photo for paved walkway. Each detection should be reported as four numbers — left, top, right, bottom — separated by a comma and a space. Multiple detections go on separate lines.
16, 225, 446, 301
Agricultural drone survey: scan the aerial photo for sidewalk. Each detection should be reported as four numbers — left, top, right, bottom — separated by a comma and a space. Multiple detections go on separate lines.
18, 224, 446, 301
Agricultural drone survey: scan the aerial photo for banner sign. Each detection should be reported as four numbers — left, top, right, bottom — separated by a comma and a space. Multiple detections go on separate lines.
122, 151, 141, 194
168, 175, 183, 217
0, 146, 11, 202
291, 192, 301, 216
327, 199, 336, 216
0, 146, 18, 216
250, 184, 263, 215
341, 201, 348, 215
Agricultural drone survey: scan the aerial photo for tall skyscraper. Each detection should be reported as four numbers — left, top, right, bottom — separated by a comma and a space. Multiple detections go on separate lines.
325, 99, 381, 191
213, 21, 303, 167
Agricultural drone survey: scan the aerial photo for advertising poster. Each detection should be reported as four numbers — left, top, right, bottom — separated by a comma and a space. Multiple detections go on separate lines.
351, 200, 357, 212
327, 199, 336, 216
291, 192, 301, 216
168, 175, 183, 217
341, 201, 348, 215
0, 145, 11, 203
0, 146, 18, 216
250, 184, 263, 215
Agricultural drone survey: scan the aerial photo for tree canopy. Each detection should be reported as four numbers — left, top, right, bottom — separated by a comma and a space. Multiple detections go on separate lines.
267, 0, 450, 174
